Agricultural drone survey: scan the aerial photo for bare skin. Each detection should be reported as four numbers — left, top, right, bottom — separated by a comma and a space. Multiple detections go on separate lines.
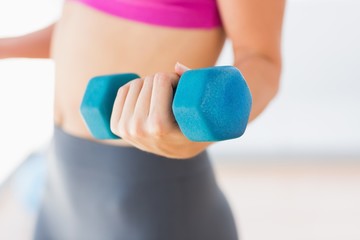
0, 0, 285, 158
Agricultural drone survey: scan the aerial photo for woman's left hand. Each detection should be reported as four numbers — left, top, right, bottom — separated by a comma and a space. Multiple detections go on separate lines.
110, 62, 211, 159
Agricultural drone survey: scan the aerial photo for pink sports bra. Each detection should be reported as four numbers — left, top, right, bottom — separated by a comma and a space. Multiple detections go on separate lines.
69, 0, 222, 29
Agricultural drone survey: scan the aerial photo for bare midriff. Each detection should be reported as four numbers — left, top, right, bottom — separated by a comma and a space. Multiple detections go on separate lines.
52, 2, 226, 146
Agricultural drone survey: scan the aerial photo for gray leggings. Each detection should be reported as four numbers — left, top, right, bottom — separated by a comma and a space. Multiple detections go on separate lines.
34, 126, 239, 240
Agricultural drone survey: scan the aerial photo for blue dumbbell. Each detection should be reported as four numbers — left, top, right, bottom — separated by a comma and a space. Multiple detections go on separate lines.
80, 66, 252, 141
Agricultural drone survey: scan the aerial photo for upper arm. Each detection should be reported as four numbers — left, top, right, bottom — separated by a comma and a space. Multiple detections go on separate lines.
217, 0, 286, 64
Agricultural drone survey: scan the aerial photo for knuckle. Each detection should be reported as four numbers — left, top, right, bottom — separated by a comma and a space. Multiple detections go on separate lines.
144, 75, 153, 82
129, 119, 145, 138
151, 126, 166, 138
110, 121, 118, 135
130, 78, 143, 88
117, 84, 129, 96
149, 116, 167, 138
116, 87, 123, 96
117, 121, 129, 138
143, 75, 154, 86
154, 72, 168, 84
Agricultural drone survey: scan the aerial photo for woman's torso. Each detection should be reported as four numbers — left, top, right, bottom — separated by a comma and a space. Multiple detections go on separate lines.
36, 3, 240, 239
52, 1, 226, 145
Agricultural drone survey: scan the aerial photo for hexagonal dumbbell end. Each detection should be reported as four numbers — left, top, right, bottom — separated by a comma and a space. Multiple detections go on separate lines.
172, 66, 252, 141
80, 73, 140, 139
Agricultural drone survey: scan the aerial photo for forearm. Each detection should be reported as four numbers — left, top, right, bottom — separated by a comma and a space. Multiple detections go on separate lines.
180, 56, 281, 156
172, 57, 280, 157
234, 54, 281, 122
0, 23, 56, 59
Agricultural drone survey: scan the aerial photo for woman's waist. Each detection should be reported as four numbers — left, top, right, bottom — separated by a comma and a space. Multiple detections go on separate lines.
48, 125, 214, 181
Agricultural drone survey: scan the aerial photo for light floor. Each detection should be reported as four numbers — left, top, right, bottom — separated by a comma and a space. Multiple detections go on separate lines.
215, 162, 360, 240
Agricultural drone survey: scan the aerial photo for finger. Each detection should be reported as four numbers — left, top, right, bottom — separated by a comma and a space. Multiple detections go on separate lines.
121, 78, 144, 121
110, 84, 129, 135
134, 75, 154, 119
149, 73, 179, 122
175, 62, 191, 76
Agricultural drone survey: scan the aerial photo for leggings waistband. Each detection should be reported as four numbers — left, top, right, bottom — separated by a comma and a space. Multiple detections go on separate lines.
50, 126, 213, 182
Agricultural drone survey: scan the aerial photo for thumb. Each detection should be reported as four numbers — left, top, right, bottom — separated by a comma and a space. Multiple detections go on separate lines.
175, 62, 191, 76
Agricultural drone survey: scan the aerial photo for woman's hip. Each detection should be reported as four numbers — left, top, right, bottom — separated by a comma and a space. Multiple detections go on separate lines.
34, 126, 238, 239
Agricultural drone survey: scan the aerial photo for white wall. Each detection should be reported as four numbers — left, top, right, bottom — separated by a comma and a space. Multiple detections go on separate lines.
213, 0, 360, 160
0, 0, 359, 182
0, 0, 60, 183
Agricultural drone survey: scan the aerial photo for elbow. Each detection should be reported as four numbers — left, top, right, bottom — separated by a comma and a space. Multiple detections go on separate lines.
269, 70, 281, 101
266, 54, 282, 101
246, 55, 282, 122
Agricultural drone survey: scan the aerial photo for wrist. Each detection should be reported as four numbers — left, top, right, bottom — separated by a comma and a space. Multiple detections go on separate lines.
0, 37, 20, 59
159, 141, 212, 159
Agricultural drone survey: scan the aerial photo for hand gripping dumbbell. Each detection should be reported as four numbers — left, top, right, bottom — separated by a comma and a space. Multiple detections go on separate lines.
80, 66, 252, 142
